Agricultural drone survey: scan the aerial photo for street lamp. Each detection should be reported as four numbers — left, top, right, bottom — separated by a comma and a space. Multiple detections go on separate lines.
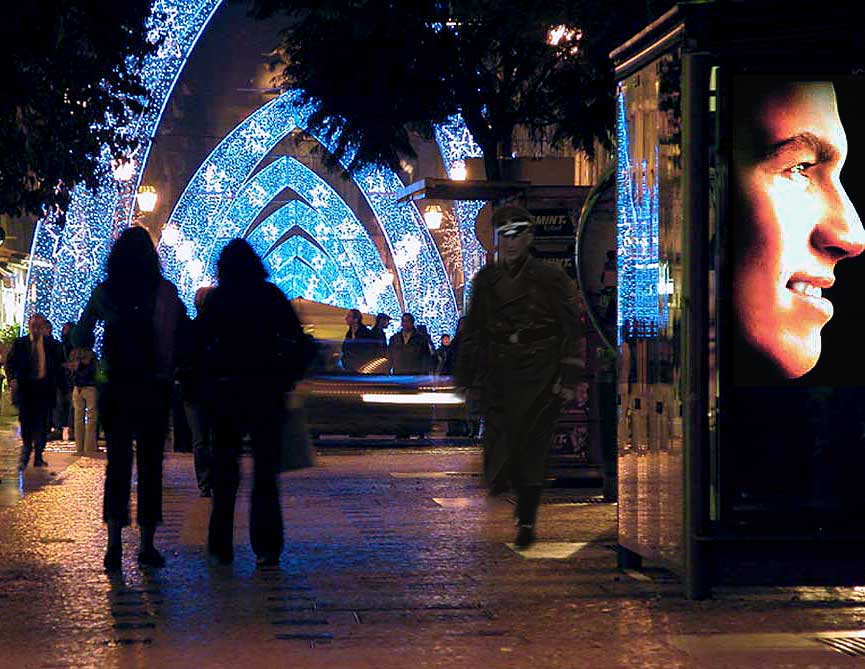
161, 222, 181, 247
112, 158, 136, 182
450, 160, 467, 181
423, 204, 444, 230
136, 185, 158, 212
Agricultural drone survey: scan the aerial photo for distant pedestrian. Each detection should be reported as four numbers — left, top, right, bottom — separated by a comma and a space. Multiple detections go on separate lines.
178, 286, 214, 497
434, 334, 452, 375
57, 321, 76, 440
456, 205, 583, 548
341, 308, 374, 373
5, 313, 64, 469
74, 226, 186, 571
388, 313, 432, 375
68, 332, 99, 455
369, 313, 391, 357
197, 239, 306, 567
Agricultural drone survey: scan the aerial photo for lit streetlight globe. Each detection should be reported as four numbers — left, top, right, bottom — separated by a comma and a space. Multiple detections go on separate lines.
161, 224, 181, 247
175, 241, 194, 263
186, 258, 204, 279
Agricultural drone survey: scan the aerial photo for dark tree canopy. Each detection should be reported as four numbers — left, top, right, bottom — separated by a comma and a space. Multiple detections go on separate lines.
246, 0, 673, 180
0, 2, 154, 219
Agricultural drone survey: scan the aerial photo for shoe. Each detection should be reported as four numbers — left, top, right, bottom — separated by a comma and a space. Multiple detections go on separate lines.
137, 548, 166, 568
33, 459, 48, 467
104, 546, 122, 571
255, 552, 280, 567
514, 524, 536, 548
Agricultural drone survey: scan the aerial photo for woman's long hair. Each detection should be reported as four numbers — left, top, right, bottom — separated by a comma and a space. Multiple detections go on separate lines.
216, 238, 268, 287
104, 226, 162, 302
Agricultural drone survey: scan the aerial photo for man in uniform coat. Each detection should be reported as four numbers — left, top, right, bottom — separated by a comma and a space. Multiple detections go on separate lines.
456, 205, 583, 547
5, 313, 64, 469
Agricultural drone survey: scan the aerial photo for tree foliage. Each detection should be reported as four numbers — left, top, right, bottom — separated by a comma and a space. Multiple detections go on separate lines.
245, 0, 672, 180
0, 2, 154, 219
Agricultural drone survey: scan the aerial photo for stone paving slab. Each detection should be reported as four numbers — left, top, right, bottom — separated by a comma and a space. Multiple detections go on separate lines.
3, 440, 865, 667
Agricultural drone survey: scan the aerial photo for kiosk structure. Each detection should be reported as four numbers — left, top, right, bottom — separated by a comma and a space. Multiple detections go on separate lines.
612, 1, 865, 598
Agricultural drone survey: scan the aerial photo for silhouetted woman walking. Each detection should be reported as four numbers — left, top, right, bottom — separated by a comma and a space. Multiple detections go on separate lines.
74, 227, 186, 570
197, 239, 305, 567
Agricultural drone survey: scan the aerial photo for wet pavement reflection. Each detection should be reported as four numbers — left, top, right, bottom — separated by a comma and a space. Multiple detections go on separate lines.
2, 431, 865, 667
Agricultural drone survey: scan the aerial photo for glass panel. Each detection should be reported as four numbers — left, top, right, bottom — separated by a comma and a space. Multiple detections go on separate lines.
616, 49, 684, 568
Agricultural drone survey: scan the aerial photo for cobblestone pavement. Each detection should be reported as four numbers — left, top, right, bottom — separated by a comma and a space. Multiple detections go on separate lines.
3, 434, 865, 667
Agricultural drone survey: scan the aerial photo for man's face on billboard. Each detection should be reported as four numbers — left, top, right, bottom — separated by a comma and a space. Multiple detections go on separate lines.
733, 81, 865, 379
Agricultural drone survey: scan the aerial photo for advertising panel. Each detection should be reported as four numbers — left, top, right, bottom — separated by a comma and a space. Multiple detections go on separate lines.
725, 75, 865, 531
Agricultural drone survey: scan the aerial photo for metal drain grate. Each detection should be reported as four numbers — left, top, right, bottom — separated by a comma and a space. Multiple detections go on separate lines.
814, 635, 865, 657
505, 495, 606, 506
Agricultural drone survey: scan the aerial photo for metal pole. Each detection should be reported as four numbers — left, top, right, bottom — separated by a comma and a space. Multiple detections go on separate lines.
682, 51, 712, 600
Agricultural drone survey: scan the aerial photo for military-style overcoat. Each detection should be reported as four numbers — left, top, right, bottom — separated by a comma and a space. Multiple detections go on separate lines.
456, 256, 582, 488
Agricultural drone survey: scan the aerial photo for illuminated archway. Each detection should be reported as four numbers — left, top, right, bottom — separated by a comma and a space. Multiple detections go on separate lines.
25, 0, 483, 341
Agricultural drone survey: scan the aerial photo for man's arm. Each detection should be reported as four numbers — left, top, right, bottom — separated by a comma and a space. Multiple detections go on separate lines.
4, 337, 22, 383
71, 289, 103, 349
551, 269, 584, 391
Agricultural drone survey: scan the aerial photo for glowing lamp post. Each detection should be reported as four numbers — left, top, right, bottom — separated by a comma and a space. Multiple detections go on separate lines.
161, 223, 181, 247
136, 185, 158, 213
423, 204, 444, 230
450, 160, 467, 181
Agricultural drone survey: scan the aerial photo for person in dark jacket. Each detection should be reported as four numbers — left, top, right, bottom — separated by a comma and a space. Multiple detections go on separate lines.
5, 313, 65, 469
197, 238, 306, 567
341, 309, 374, 373
387, 313, 432, 375
455, 205, 583, 548
434, 334, 452, 375
369, 313, 391, 357
178, 286, 214, 497
68, 331, 99, 455
74, 226, 186, 571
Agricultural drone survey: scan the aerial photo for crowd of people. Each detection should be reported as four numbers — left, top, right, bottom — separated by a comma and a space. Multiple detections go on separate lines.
3, 201, 582, 564
7, 229, 310, 571
340, 310, 461, 376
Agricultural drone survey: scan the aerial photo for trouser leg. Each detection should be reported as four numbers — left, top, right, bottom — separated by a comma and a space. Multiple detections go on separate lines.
84, 387, 99, 453
517, 485, 543, 527
185, 402, 212, 493
18, 401, 34, 467
72, 388, 86, 454
209, 418, 241, 559
103, 423, 134, 526
32, 402, 50, 463
249, 413, 283, 558
135, 391, 169, 528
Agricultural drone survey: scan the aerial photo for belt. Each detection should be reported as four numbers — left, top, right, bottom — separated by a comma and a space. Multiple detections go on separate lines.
494, 326, 559, 346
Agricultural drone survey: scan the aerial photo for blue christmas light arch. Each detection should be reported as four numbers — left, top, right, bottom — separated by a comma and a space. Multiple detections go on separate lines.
25, 0, 484, 341
246, 200, 366, 309
162, 91, 454, 337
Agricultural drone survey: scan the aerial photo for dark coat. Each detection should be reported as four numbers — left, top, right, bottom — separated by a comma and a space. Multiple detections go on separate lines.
73, 278, 186, 385
341, 324, 375, 372
5, 334, 65, 406
388, 330, 433, 375
455, 256, 582, 488
195, 280, 305, 405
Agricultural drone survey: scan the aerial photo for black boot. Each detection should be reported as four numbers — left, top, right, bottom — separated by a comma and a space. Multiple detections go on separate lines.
514, 485, 542, 548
